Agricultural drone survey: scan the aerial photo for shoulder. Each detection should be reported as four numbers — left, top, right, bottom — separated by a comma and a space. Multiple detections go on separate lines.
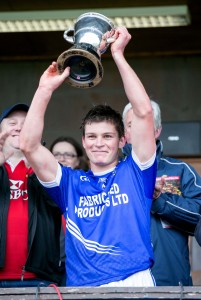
160, 156, 197, 172
159, 156, 189, 168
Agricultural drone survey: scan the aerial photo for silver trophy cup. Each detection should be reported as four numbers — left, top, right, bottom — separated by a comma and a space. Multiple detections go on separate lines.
57, 12, 115, 89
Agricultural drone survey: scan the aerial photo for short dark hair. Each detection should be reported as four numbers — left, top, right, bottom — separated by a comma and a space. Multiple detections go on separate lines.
80, 104, 124, 138
49, 136, 83, 157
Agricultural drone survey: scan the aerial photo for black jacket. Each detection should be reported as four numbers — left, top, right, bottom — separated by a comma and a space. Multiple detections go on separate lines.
0, 165, 64, 284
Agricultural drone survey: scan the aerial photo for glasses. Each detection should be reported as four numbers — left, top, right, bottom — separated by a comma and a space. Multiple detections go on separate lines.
53, 152, 77, 160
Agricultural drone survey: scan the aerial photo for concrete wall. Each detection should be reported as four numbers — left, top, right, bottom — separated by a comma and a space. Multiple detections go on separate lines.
0, 55, 201, 148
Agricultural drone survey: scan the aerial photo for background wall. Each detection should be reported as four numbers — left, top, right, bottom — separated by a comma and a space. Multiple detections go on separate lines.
0, 54, 201, 148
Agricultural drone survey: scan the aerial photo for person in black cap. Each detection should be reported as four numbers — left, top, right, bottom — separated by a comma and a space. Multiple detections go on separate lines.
0, 103, 64, 287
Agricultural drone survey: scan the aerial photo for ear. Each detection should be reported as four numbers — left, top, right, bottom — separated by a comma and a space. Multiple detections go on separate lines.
119, 136, 126, 149
155, 126, 162, 139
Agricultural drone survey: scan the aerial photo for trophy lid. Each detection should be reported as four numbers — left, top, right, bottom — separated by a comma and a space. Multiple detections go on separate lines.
76, 12, 114, 29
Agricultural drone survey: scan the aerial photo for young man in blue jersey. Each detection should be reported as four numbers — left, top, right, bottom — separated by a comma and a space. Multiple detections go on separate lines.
122, 100, 201, 286
20, 26, 157, 287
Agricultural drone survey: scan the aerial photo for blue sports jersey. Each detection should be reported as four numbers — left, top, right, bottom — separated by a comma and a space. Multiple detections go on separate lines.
43, 154, 156, 286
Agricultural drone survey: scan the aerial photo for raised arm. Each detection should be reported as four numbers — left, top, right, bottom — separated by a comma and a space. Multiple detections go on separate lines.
20, 62, 70, 182
110, 27, 155, 162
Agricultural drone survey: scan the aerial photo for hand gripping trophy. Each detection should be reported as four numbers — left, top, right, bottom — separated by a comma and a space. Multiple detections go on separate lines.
56, 12, 115, 89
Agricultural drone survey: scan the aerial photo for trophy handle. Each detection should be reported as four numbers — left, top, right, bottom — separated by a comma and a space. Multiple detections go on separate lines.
63, 28, 75, 44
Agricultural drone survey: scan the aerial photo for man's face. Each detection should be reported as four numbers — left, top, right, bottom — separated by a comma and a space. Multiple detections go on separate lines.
124, 108, 133, 144
82, 121, 125, 172
124, 108, 161, 143
0, 110, 27, 151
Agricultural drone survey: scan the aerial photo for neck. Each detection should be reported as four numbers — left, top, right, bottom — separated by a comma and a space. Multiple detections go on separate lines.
4, 149, 27, 167
90, 160, 118, 174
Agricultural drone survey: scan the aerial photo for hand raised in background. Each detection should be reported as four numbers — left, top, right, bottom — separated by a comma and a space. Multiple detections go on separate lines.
0, 131, 13, 166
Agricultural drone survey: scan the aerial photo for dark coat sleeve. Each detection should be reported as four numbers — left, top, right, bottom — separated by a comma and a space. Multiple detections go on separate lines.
151, 161, 201, 235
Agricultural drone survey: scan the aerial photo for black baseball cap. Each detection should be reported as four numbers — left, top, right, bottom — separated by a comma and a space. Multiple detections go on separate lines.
0, 103, 29, 124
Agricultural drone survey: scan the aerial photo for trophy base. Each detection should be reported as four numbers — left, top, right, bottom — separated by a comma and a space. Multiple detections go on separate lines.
57, 43, 104, 89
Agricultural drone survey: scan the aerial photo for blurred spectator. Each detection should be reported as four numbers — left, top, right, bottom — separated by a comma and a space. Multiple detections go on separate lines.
50, 136, 88, 170
122, 100, 201, 286
0, 103, 63, 287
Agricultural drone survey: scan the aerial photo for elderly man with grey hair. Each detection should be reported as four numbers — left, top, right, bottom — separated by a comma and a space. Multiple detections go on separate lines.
122, 100, 201, 286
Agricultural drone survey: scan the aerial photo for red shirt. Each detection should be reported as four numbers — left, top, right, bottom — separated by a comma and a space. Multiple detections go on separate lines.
0, 160, 36, 279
